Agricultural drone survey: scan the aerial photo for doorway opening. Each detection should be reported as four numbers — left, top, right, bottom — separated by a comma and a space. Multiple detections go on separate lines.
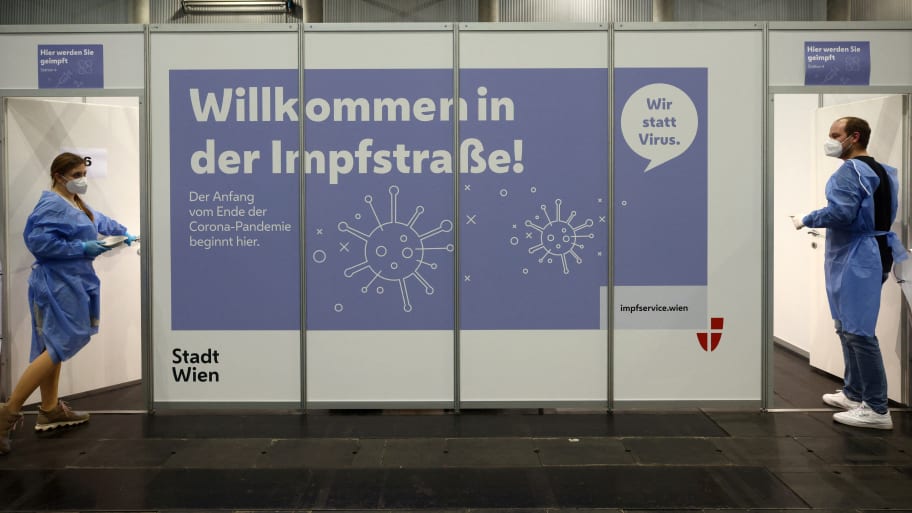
2, 95, 143, 412
772, 93, 909, 409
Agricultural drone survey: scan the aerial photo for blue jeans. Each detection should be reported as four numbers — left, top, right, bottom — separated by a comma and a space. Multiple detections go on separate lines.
835, 319, 888, 414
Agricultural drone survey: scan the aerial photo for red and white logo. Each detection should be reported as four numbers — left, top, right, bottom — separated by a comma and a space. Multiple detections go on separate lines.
696, 317, 724, 352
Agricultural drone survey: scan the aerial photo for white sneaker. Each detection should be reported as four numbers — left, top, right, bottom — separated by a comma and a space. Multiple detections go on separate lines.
822, 390, 861, 410
833, 402, 893, 430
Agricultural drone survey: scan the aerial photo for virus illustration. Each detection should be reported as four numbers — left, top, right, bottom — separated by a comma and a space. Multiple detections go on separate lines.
338, 185, 453, 312
524, 198, 594, 274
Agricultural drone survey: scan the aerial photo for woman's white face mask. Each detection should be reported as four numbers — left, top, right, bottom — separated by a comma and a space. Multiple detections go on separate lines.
65, 176, 88, 194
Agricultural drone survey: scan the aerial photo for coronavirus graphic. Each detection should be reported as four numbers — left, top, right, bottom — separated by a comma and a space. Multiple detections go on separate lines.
524, 198, 594, 274
338, 185, 453, 312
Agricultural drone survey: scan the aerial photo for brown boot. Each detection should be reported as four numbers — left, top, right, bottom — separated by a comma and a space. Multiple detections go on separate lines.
0, 403, 25, 455
35, 400, 89, 432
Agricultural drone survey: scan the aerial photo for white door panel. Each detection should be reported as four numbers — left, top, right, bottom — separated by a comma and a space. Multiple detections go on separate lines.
773, 94, 820, 355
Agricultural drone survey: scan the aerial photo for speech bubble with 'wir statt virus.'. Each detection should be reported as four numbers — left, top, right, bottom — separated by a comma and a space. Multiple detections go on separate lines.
621, 83, 698, 172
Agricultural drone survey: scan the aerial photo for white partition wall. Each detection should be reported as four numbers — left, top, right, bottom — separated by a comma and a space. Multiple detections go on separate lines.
303, 25, 456, 407
458, 25, 610, 407
613, 25, 764, 407
11, 22, 911, 411
149, 26, 301, 406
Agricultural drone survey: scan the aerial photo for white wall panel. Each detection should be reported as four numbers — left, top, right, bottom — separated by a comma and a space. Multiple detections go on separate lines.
0, 31, 144, 90
614, 29, 764, 405
149, 28, 301, 405
770, 29, 912, 87
459, 27, 609, 405
303, 27, 455, 406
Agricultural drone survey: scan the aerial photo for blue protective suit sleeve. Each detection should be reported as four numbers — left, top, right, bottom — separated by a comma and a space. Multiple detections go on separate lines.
25, 210, 88, 260
802, 164, 866, 229
92, 209, 128, 236
888, 232, 909, 263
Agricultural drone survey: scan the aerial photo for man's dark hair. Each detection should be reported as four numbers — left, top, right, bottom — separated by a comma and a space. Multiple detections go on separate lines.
840, 116, 871, 149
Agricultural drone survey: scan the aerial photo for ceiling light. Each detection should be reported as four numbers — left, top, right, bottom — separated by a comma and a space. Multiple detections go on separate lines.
180, 0, 293, 14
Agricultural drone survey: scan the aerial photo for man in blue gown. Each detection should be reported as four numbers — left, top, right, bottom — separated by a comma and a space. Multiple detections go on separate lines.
796, 117, 906, 429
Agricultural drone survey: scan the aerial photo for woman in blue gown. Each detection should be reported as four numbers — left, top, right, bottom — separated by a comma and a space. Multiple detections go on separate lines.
1, 152, 136, 454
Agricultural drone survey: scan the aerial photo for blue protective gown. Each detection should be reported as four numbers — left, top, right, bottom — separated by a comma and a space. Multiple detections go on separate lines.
24, 190, 127, 363
803, 159, 907, 337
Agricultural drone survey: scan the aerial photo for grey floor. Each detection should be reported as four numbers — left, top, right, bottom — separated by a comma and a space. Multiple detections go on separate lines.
1, 346, 910, 512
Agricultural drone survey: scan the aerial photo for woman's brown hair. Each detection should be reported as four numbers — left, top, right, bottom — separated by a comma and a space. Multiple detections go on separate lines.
50, 152, 94, 222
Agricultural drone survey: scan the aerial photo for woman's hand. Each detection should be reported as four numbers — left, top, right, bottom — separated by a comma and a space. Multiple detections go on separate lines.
82, 240, 112, 257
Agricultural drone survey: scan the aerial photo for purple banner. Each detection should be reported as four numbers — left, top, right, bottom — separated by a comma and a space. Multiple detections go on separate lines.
169, 69, 300, 330
614, 68, 708, 286
38, 44, 103, 89
805, 41, 871, 86
305, 69, 455, 330
459, 69, 609, 330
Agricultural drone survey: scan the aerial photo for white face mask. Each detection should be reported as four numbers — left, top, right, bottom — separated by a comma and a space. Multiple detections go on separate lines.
65, 176, 88, 194
823, 135, 854, 158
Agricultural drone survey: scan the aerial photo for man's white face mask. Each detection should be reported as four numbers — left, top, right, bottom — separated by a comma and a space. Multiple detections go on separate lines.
824, 135, 852, 158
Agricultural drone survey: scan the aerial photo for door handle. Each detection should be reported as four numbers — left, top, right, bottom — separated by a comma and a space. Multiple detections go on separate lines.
807, 229, 822, 237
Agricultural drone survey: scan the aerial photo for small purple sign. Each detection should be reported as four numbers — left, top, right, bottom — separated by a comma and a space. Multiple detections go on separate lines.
805, 41, 870, 86
38, 44, 104, 88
